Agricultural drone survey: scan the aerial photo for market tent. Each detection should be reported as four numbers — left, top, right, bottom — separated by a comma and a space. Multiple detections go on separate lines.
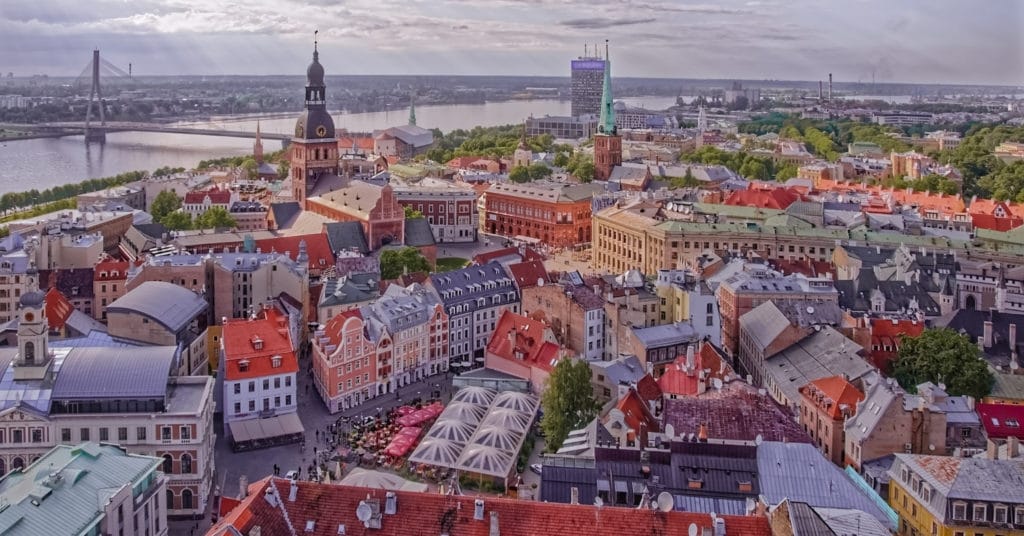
426, 418, 475, 444
396, 405, 417, 416
455, 444, 514, 477
409, 437, 462, 467
437, 401, 487, 425
480, 408, 532, 433
451, 386, 497, 407
472, 425, 523, 451
340, 468, 429, 493
383, 427, 422, 457
492, 391, 539, 413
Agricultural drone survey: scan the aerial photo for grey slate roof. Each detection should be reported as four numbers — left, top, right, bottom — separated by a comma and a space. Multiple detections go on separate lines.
845, 377, 899, 445
0, 443, 162, 536
361, 283, 441, 342
590, 355, 646, 388
319, 274, 379, 308
325, 221, 370, 255
936, 309, 1024, 368
629, 322, 698, 349
785, 501, 835, 536
270, 202, 302, 230
757, 441, 890, 526
428, 262, 518, 313
764, 326, 874, 405
404, 217, 436, 247
51, 346, 176, 400
107, 281, 207, 333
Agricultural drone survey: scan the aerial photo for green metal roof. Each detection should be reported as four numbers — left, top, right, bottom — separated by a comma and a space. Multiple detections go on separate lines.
0, 443, 162, 536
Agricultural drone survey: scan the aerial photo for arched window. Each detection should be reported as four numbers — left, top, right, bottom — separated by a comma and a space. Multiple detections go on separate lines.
166, 489, 175, 511
181, 489, 193, 510
0, 458, 5, 477
11, 457, 23, 471
180, 453, 192, 474
162, 454, 173, 474
23, 342, 34, 365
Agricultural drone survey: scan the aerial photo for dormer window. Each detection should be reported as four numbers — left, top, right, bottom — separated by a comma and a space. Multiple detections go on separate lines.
239, 360, 250, 372
687, 478, 703, 489
271, 355, 282, 368
252, 337, 263, 351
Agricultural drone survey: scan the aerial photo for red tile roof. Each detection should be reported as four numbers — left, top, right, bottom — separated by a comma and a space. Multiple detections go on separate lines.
222, 307, 298, 381
508, 260, 549, 290
635, 374, 662, 402
663, 383, 813, 444
612, 388, 661, 438
472, 246, 543, 266
977, 403, 1024, 439
184, 188, 232, 205
94, 259, 132, 281
967, 198, 1024, 218
911, 455, 962, 487
338, 136, 375, 151
799, 375, 864, 420
321, 308, 363, 348
44, 287, 74, 331
486, 310, 560, 372
657, 342, 734, 397
868, 318, 924, 370
723, 187, 801, 210
255, 233, 334, 272
209, 478, 773, 536
971, 213, 1024, 232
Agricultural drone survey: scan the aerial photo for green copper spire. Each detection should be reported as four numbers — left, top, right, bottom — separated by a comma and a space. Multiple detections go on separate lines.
599, 40, 616, 135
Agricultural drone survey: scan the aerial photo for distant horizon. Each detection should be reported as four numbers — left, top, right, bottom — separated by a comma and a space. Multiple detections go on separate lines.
7, 72, 1023, 91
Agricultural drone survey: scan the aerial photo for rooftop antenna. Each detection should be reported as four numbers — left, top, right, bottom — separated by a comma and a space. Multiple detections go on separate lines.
584, 43, 588, 57
314, 29, 318, 53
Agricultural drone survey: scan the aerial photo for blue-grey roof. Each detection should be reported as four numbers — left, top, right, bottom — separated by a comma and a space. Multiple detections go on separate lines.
325, 221, 370, 255
590, 355, 646, 387
757, 441, 891, 527
0, 443, 162, 536
672, 495, 748, 516
429, 263, 519, 314
361, 284, 441, 341
320, 274, 379, 308
270, 202, 302, 229
107, 281, 207, 333
52, 346, 175, 400
0, 348, 66, 414
404, 217, 436, 247
629, 322, 698, 349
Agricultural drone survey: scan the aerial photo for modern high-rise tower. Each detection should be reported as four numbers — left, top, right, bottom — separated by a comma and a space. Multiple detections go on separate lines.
570, 44, 606, 118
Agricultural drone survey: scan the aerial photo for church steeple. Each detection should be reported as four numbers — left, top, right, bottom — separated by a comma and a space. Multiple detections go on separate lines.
598, 40, 616, 135
254, 120, 264, 164
14, 264, 51, 379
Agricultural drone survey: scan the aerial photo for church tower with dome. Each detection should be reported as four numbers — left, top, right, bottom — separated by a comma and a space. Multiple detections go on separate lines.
290, 35, 339, 207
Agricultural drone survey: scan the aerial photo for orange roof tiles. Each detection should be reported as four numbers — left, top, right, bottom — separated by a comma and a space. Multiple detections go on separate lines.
658, 342, 733, 397
486, 310, 560, 372
94, 259, 132, 281
209, 477, 774, 536
507, 260, 549, 290
222, 307, 298, 381
337, 136, 375, 151
44, 287, 74, 331
971, 213, 1024, 232
724, 187, 801, 210
613, 388, 661, 436
255, 233, 334, 272
968, 198, 1024, 218
184, 188, 232, 205
320, 308, 362, 349
911, 455, 962, 487
799, 375, 864, 420
868, 318, 924, 370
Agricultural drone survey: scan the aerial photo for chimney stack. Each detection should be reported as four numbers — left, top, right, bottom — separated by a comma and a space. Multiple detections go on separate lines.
828, 73, 833, 102
984, 320, 994, 348
987, 439, 999, 460
474, 499, 485, 521
685, 344, 695, 371
1009, 436, 1020, 459
818, 81, 823, 101
1010, 323, 1018, 360
288, 479, 298, 502
489, 511, 500, 536
239, 475, 249, 499
570, 487, 580, 505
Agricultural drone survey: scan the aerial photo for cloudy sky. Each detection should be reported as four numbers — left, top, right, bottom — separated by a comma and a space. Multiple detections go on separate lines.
2, 0, 1022, 85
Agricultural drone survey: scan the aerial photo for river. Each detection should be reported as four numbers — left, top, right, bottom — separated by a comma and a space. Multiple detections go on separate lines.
0, 96, 680, 193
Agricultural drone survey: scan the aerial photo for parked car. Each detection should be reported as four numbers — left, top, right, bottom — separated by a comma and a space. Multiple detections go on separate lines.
285, 470, 299, 481
530, 463, 543, 475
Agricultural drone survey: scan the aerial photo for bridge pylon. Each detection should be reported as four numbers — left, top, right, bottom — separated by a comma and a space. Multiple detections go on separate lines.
84, 49, 106, 143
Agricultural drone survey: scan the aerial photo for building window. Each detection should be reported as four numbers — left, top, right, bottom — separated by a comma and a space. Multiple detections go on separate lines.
248, 401, 256, 412
161, 427, 171, 440
99, 428, 109, 442
1015, 506, 1024, 525
181, 453, 192, 474
248, 381, 255, 392
181, 426, 191, 441
233, 383, 241, 395
285, 376, 292, 388
973, 503, 986, 522
119, 427, 128, 441
79, 428, 89, 442
286, 395, 292, 406
233, 402, 241, 415
953, 502, 967, 520
137, 427, 147, 441
994, 504, 1008, 524
61, 428, 71, 442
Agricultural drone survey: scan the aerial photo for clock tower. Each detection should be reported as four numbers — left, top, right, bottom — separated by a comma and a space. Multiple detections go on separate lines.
290, 35, 338, 207
14, 266, 52, 381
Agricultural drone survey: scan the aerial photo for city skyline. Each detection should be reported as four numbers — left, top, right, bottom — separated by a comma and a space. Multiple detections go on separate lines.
1, 0, 1022, 86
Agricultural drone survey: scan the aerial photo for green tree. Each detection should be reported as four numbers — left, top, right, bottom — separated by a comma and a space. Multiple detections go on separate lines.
509, 166, 532, 183
574, 160, 595, 182
195, 207, 237, 230
379, 247, 432, 280
892, 328, 994, 400
528, 162, 552, 180
404, 206, 424, 219
160, 211, 193, 231
277, 160, 290, 179
775, 163, 799, 182
150, 190, 182, 222
240, 158, 258, 179
541, 358, 600, 452
553, 152, 570, 168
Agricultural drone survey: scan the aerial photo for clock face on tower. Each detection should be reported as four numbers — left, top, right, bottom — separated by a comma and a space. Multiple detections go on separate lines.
23, 312, 33, 322
316, 125, 327, 138
295, 125, 304, 138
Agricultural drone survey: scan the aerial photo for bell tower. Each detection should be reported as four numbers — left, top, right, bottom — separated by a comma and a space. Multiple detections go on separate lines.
593, 40, 621, 182
14, 267, 52, 381
290, 31, 339, 207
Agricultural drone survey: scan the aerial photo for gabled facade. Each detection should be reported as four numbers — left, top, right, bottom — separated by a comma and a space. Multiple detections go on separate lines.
428, 263, 520, 367
221, 308, 299, 429
483, 310, 561, 395
799, 375, 864, 466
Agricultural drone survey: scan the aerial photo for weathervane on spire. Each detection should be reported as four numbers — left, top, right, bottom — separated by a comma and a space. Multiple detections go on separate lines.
314, 30, 319, 52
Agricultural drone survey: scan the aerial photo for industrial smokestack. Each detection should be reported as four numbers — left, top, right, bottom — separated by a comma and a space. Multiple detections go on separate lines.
818, 81, 823, 101
828, 73, 833, 102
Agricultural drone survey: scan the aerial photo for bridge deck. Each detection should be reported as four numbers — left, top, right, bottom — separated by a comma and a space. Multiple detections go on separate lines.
0, 122, 291, 141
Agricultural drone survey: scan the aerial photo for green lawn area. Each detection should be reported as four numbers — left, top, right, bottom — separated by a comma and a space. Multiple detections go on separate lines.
435, 257, 469, 272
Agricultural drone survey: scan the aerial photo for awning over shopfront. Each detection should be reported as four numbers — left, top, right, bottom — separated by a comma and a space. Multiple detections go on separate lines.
229, 413, 304, 450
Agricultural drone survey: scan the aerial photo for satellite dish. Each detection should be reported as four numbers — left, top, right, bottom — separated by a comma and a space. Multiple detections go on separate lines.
594, 496, 604, 507
688, 524, 698, 536
665, 424, 675, 439
755, 434, 763, 446
656, 492, 673, 513
356, 502, 373, 523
